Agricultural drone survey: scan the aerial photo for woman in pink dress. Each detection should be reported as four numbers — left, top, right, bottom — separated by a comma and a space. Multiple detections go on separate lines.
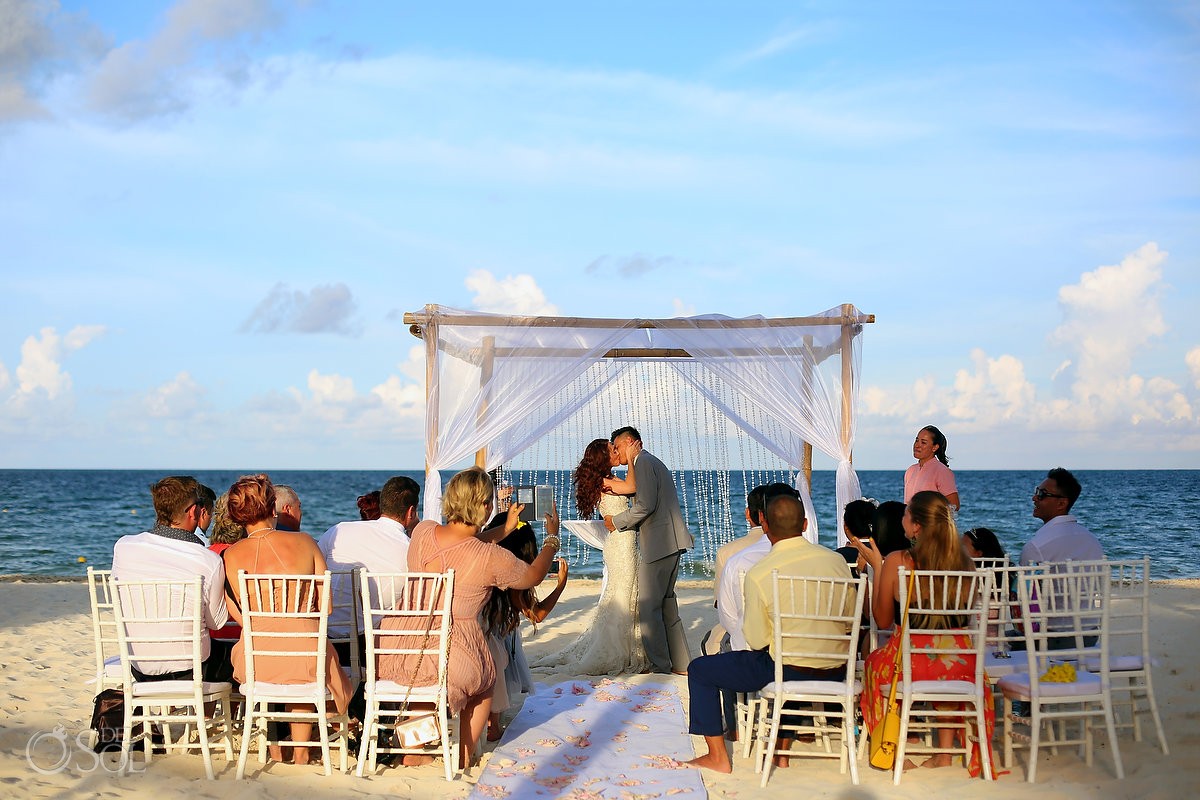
222, 474, 354, 766
904, 425, 960, 511
378, 467, 561, 769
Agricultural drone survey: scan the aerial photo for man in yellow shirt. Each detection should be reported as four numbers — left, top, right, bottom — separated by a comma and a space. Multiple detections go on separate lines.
683, 493, 854, 773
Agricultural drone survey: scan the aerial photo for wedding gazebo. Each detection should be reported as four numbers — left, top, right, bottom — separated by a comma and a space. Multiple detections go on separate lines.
402, 304, 874, 553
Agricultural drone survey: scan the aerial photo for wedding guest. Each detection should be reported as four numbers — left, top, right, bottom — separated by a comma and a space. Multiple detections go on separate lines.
315, 476, 420, 725
111, 475, 230, 682
1019, 467, 1103, 565
207, 491, 246, 670
962, 526, 1007, 561
378, 467, 559, 769
718, 484, 800, 651
873, 501, 910, 557
357, 490, 382, 521
222, 473, 353, 766
274, 484, 303, 531
483, 515, 569, 741
194, 483, 216, 545
683, 494, 853, 774
904, 425, 960, 511
851, 490, 993, 775
836, 498, 877, 571
713, 485, 769, 605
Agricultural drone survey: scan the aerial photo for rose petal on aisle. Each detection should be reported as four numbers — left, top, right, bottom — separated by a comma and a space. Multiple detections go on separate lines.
471, 677, 706, 800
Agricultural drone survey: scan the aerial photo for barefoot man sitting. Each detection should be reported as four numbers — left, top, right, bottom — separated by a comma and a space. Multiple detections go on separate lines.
682, 493, 854, 773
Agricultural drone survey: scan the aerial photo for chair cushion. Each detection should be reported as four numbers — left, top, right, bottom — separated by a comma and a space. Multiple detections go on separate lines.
1079, 654, 1150, 671
896, 679, 979, 696
132, 680, 232, 698
246, 681, 331, 700
369, 681, 441, 700
760, 679, 861, 697
997, 669, 1102, 699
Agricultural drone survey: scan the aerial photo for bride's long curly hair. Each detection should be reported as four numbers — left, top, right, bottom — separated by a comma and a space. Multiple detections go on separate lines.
573, 438, 614, 519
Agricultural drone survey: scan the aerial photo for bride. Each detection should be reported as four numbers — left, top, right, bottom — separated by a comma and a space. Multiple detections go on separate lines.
532, 437, 648, 675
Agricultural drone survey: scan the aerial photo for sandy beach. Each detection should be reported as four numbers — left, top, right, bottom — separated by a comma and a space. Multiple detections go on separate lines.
1, 576, 1194, 799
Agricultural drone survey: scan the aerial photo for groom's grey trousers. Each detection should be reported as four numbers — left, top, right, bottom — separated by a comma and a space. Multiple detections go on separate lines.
639, 550, 689, 673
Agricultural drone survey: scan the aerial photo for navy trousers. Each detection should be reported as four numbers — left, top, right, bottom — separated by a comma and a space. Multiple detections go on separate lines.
688, 648, 846, 736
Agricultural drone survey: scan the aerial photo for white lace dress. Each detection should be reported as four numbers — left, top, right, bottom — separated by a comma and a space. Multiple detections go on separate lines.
532, 493, 647, 675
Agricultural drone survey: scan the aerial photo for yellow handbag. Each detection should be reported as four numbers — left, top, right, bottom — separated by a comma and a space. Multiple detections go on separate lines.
869, 571, 916, 770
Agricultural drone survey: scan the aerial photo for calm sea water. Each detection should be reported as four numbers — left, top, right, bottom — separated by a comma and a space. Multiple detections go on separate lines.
0, 469, 1195, 580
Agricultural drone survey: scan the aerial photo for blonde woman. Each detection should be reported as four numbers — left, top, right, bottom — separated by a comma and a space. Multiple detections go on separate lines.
378, 467, 560, 768
851, 490, 992, 775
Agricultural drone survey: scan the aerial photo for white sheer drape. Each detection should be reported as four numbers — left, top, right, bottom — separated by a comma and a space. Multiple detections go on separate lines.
421, 308, 636, 517
415, 304, 866, 546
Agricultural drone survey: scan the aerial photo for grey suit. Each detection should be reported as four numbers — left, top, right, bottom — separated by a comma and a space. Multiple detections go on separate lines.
612, 449, 693, 672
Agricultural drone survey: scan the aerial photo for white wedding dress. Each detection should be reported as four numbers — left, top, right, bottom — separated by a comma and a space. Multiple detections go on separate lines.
532, 493, 647, 675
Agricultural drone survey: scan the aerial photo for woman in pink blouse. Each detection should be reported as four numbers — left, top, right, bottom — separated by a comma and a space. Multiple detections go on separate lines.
903, 425, 960, 511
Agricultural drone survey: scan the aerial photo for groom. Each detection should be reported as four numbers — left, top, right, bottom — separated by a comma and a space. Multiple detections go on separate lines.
604, 426, 694, 674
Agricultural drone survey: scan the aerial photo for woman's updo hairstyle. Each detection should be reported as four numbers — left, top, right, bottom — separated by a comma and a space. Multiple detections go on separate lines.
227, 473, 276, 526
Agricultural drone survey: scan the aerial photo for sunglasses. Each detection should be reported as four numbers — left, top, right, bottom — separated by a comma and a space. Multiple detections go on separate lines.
1032, 488, 1066, 500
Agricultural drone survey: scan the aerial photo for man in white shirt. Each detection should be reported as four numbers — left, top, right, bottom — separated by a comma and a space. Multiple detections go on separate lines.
319, 476, 421, 651
111, 475, 230, 681
1020, 467, 1104, 566
712, 484, 769, 607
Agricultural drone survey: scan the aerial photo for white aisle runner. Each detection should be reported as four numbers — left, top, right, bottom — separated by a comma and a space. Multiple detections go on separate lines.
470, 677, 707, 800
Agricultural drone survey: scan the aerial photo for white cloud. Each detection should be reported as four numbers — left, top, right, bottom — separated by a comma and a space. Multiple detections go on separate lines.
465, 269, 559, 316
84, 0, 290, 121
1049, 242, 1167, 396
144, 371, 205, 419
861, 243, 1196, 450
307, 369, 357, 405
0, 325, 105, 440
13, 324, 105, 398
240, 282, 360, 336
946, 349, 1037, 423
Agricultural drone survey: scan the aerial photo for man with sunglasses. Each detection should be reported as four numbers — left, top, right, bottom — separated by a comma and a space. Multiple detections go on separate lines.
1019, 467, 1104, 566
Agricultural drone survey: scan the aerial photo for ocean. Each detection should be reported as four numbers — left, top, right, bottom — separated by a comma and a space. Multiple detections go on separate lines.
0, 469, 1195, 580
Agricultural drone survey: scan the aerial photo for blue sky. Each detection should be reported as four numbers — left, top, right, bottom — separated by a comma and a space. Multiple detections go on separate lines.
1, 0, 1198, 470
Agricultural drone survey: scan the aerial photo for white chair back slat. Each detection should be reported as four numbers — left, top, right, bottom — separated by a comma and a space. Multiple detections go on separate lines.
756, 572, 866, 787
357, 569, 458, 781
998, 561, 1124, 782
234, 570, 349, 778
891, 567, 994, 785
110, 576, 234, 779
